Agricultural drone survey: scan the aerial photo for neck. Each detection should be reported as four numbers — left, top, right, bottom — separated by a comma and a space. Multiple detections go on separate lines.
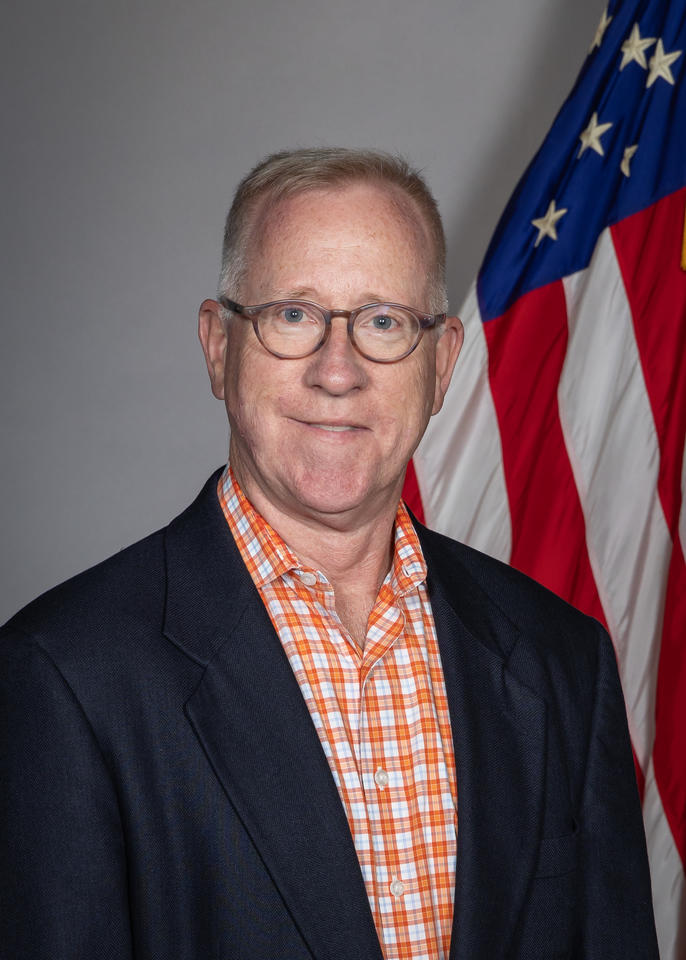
296, 517, 394, 593
254, 486, 397, 592
231, 466, 400, 647
281, 517, 397, 650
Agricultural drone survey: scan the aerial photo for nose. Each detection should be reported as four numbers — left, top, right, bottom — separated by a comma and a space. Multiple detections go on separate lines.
303, 316, 368, 395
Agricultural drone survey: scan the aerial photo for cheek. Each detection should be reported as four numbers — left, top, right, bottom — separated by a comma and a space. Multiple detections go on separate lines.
384, 358, 436, 433
225, 348, 265, 439
225, 348, 291, 443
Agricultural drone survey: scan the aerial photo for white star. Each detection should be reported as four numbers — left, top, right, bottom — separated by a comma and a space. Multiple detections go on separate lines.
619, 24, 656, 70
531, 200, 568, 247
620, 144, 638, 177
578, 112, 614, 158
590, 6, 613, 52
646, 38, 682, 87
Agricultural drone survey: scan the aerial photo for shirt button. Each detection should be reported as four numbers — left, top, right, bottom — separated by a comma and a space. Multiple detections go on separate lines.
390, 877, 405, 898
300, 571, 317, 586
374, 767, 390, 789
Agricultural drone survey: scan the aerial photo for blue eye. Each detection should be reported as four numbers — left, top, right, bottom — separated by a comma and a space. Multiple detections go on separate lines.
283, 307, 305, 323
371, 314, 395, 330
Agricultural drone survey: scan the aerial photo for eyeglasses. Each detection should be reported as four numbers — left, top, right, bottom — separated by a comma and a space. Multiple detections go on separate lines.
219, 297, 445, 364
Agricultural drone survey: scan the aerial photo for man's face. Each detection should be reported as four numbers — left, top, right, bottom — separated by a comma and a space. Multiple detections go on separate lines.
200, 182, 462, 529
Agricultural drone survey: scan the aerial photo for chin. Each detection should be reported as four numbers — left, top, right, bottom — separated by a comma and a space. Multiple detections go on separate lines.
289, 468, 393, 518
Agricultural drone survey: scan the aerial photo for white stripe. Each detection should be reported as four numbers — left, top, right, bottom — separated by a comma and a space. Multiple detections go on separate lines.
680, 441, 686, 555
414, 283, 512, 562
560, 228, 670, 774
643, 759, 686, 960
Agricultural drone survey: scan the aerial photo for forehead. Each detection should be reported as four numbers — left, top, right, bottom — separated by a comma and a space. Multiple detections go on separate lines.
244, 182, 432, 302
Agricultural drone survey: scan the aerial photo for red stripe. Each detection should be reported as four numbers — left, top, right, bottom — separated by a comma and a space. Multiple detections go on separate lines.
403, 457, 426, 524
484, 282, 607, 626
652, 542, 686, 866
611, 189, 686, 865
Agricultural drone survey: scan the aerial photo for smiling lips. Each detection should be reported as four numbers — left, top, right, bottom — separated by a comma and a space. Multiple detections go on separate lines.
296, 419, 365, 433
310, 423, 358, 432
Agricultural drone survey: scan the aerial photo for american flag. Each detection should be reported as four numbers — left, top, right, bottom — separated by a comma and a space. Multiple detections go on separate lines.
405, 1, 686, 954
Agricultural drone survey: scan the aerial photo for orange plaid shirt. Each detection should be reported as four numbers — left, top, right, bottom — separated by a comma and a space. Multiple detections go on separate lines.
218, 467, 457, 960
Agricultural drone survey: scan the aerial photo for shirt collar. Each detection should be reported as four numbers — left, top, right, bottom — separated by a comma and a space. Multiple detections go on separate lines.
217, 465, 428, 595
387, 498, 428, 597
217, 466, 299, 588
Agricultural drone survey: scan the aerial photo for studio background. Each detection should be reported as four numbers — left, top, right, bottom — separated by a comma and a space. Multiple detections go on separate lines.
1, 0, 602, 622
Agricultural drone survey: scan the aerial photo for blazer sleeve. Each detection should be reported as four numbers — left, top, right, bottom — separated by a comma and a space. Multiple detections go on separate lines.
1, 628, 134, 959
575, 621, 659, 958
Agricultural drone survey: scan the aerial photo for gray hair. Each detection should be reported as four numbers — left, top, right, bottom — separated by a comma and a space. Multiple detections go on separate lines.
218, 147, 448, 313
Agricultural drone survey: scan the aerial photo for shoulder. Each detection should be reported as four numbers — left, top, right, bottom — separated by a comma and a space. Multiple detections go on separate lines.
0, 526, 168, 675
419, 522, 598, 626
417, 524, 622, 798
0, 468, 240, 701
1, 470, 228, 662
416, 521, 608, 680
0, 515, 213, 741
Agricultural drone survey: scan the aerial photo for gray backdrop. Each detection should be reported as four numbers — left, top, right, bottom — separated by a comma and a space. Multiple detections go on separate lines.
2, 0, 602, 622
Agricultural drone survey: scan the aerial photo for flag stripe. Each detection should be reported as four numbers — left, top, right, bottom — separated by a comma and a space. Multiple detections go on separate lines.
652, 543, 686, 866
483, 283, 606, 624
610, 189, 686, 867
415, 285, 511, 562
643, 758, 686, 960
403, 456, 426, 524
560, 228, 667, 775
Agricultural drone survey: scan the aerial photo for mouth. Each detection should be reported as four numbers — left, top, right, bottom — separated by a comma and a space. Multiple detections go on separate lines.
309, 423, 359, 432
292, 418, 367, 434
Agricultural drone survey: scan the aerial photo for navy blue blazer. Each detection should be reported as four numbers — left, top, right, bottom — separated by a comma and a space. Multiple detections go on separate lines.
1, 471, 658, 959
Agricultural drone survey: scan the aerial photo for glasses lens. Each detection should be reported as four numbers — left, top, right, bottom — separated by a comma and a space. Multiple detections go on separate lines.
257, 301, 325, 357
353, 305, 419, 361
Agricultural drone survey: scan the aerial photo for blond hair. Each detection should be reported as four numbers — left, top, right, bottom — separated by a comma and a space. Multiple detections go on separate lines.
218, 147, 448, 313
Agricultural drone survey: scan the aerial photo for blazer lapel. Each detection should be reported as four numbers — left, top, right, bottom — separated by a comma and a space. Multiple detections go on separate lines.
163, 472, 382, 960
418, 528, 547, 960
163, 475, 547, 959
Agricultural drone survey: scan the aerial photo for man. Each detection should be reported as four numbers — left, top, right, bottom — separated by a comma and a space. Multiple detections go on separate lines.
1, 148, 658, 959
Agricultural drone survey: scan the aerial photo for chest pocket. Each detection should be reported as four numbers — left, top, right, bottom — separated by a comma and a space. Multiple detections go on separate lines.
533, 822, 579, 878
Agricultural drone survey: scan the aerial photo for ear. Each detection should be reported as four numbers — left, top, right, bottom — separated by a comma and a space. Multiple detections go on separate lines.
432, 315, 464, 415
198, 299, 228, 400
